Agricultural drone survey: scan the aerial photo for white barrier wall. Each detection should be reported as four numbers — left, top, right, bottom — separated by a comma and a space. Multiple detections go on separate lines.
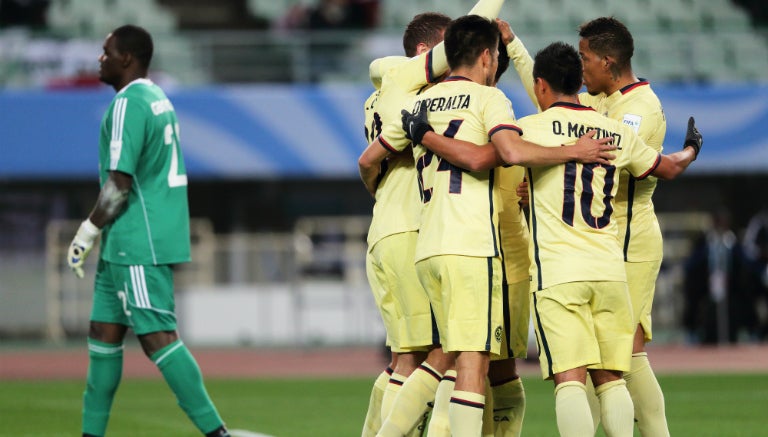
177, 281, 385, 346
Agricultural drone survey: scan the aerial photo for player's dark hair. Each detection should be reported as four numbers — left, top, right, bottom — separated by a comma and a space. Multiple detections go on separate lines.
494, 32, 510, 84
578, 16, 634, 71
403, 12, 451, 57
444, 15, 499, 71
111, 24, 153, 69
533, 42, 583, 95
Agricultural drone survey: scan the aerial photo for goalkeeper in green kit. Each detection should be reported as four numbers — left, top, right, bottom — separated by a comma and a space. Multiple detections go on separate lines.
67, 24, 230, 437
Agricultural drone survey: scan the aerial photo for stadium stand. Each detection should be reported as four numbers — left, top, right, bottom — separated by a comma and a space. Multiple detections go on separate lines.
0, 0, 766, 85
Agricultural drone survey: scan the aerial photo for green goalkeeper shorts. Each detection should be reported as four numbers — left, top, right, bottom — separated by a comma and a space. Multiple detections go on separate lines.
92, 259, 178, 335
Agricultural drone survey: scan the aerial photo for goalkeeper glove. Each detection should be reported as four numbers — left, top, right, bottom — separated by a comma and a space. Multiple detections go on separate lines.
401, 100, 433, 145
67, 219, 100, 278
684, 116, 703, 159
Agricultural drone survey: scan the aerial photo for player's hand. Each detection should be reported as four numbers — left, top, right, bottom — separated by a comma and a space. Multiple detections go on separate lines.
496, 18, 515, 45
401, 101, 433, 145
573, 130, 616, 164
516, 178, 529, 208
684, 116, 703, 159
67, 219, 101, 278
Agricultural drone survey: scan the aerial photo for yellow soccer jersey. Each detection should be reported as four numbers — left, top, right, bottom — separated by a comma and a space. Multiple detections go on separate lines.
367, 0, 506, 250
363, 58, 421, 250
579, 81, 667, 262
364, 56, 408, 145
369, 55, 408, 90
409, 76, 522, 262
498, 165, 530, 283
507, 37, 668, 263
518, 102, 661, 290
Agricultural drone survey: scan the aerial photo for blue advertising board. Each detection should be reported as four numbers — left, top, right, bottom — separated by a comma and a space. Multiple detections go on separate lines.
1, 83, 766, 179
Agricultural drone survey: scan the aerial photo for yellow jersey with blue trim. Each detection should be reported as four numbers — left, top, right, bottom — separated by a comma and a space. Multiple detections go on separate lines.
365, 53, 436, 250
409, 76, 522, 262
498, 165, 530, 283
580, 81, 666, 262
518, 102, 661, 290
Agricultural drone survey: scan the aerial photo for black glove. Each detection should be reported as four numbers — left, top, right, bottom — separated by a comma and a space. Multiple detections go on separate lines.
401, 100, 433, 144
684, 116, 703, 159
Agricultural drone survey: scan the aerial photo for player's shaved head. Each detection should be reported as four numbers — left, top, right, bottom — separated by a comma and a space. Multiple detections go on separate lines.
533, 42, 583, 95
578, 16, 634, 71
111, 24, 154, 69
444, 15, 499, 71
403, 12, 452, 57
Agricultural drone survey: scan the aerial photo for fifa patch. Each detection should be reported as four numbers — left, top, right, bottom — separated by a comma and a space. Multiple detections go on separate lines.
495, 326, 503, 343
622, 114, 642, 133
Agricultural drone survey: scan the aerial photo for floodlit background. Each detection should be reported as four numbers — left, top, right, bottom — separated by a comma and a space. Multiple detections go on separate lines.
1, 0, 768, 349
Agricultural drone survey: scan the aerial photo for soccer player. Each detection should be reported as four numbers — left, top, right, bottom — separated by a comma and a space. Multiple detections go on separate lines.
487, 28, 529, 437
66, 25, 230, 437
385, 15, 617, 436
505, 17, 672, 435
361, 53, 409, 437
404, 40, 702, 437
359, 3, 507, 436
360, 13, 448, 437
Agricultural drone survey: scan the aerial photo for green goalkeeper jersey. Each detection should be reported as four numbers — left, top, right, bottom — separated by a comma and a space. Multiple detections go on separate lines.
98, 78, 191, 266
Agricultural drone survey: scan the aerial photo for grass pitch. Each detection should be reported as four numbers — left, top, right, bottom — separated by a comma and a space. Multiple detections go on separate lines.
3, 373, 766, 436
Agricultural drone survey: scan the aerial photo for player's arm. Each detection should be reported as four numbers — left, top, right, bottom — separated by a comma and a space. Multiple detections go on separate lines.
426, 0, 507, 82
497, 19, 538, 111
492, 128, 615, 167
650, 117, 702, 180
90, 171, 132, 227
411, 120, 615, 169
469, 0, 505, 18
403, 100, 615, 167
358, 137, 391, 197
420, 131, 503, 171
402, 105, 502, 171
67, 170, 131, 278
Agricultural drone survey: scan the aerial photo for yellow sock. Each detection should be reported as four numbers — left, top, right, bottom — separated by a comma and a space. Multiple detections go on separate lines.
426, 370, 456, 437
380, 372, 406, 422
491, 377, 525, 437
585, 375, 601, 434
554, 381, 593, 437
625, 352, 669, 437
595, 379, 634, 437
482, 378, 494, 437
362, 368, 391, 437
378, 364, 441, 436
449, 390, 485, 437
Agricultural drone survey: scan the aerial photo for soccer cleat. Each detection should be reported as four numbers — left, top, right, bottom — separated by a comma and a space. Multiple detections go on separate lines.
205, 425, 231, 437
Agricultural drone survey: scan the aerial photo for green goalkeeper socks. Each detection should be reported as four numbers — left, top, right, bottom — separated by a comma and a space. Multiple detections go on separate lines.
82, 338, 124, 437
152, 340, 225, 435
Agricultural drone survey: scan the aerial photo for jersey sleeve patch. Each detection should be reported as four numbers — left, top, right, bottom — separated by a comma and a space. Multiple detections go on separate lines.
622, 113, 642, 134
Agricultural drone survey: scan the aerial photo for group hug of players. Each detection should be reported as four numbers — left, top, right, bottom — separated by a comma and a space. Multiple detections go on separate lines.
357, 1, 703, 437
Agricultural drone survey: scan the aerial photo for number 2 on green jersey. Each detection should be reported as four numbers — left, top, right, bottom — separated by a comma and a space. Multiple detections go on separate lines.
164, 123, 187, 188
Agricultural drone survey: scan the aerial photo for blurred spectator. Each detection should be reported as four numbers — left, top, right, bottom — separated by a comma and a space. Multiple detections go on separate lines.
307, 0, 367, 29
732, 0, 768, 26
683, 209, 758, 344
279, 0, 377, 82
743, 208, 768, 340
278, 0, 377, 30
0, 0, 49, 29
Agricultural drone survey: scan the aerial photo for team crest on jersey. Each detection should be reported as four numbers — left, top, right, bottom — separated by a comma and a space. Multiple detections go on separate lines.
494, 325, 503, 343
622, 113, 642, 133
